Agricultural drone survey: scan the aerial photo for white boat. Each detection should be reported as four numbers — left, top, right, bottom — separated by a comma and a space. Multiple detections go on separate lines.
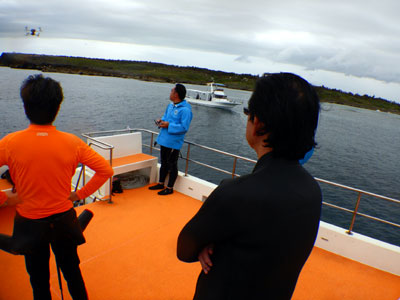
185, 82, 242, 110
1, 128, 399, 299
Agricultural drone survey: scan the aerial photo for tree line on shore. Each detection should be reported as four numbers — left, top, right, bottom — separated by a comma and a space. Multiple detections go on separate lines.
1, 52, 399, 114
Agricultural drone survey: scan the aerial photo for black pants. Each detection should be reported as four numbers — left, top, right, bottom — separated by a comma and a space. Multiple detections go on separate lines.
159, 145, 180, 188
2, 209, 88, 300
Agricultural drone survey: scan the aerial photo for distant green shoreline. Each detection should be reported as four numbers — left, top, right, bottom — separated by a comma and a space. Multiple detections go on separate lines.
1, 52, 399, 115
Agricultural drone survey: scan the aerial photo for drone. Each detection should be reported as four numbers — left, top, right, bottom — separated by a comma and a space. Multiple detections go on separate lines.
25, 26, 42, 37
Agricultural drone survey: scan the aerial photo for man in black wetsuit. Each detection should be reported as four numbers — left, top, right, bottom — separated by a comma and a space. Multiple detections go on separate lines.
177, 73, 322, 300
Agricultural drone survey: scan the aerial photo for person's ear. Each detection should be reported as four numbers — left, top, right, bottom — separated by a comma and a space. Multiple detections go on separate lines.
252, 116, 264, 135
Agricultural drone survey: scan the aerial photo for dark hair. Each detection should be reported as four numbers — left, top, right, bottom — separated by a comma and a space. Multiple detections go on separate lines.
20, 74, 63, 125
175, 83, 186, 101
248, 73, 320, 160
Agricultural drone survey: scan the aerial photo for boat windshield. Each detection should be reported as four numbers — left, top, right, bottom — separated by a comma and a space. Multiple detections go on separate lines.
213, 94, 227, 99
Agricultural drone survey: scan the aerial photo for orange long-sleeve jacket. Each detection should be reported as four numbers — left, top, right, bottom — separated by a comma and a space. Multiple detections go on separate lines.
0, 125, 113, 219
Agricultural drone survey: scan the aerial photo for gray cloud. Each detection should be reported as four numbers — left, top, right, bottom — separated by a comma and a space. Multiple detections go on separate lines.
235, 55, 252, 63
1, 0, 400, 84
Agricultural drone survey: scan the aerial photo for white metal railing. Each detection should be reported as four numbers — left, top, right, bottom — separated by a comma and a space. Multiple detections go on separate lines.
75, 132, 115, 203
77, 128, 400, 239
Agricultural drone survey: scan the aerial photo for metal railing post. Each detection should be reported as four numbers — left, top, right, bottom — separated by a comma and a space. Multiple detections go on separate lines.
82, 165, 86, 204
347, 192, 362, 234
85, 139, 115, 204
185, 144, 191, 176
108, 148, 113, 203
73, 166, 84, 206
150, 133, 154, 155
232, 157, 237, 178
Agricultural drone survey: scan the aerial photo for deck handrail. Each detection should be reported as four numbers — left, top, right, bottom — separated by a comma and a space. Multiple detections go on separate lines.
75, 133, 115, 203
80, 128, 400, 237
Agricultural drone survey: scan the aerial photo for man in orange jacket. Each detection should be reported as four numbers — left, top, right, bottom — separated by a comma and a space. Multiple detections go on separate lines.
0, 74, 113, 300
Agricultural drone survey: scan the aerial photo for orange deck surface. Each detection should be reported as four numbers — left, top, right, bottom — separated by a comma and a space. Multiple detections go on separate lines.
0, 184, 399, 300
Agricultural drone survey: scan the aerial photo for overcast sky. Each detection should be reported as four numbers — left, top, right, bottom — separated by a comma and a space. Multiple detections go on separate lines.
1, 0, 400, 103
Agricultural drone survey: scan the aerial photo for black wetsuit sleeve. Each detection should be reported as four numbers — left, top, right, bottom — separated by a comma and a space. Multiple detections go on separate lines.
177, 185, 234, 262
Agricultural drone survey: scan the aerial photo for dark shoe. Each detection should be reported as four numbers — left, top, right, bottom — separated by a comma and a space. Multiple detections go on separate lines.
158, 188, 173, 195
149, 183, 165, 190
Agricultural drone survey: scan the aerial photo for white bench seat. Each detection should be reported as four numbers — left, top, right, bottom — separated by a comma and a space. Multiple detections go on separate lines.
108, 153, 157, 176
74, 132, 158, 200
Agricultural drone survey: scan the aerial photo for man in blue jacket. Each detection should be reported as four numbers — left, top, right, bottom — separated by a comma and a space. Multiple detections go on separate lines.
149, 83, 192, 195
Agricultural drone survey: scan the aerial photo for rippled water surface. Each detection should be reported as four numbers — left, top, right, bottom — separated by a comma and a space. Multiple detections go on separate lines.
1, 67, 399, 245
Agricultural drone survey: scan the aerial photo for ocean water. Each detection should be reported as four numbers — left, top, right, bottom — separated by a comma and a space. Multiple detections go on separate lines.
1, 67, 399, 246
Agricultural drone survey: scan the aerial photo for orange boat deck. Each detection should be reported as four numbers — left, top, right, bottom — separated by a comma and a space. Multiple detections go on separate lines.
1, 185, 399, 300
